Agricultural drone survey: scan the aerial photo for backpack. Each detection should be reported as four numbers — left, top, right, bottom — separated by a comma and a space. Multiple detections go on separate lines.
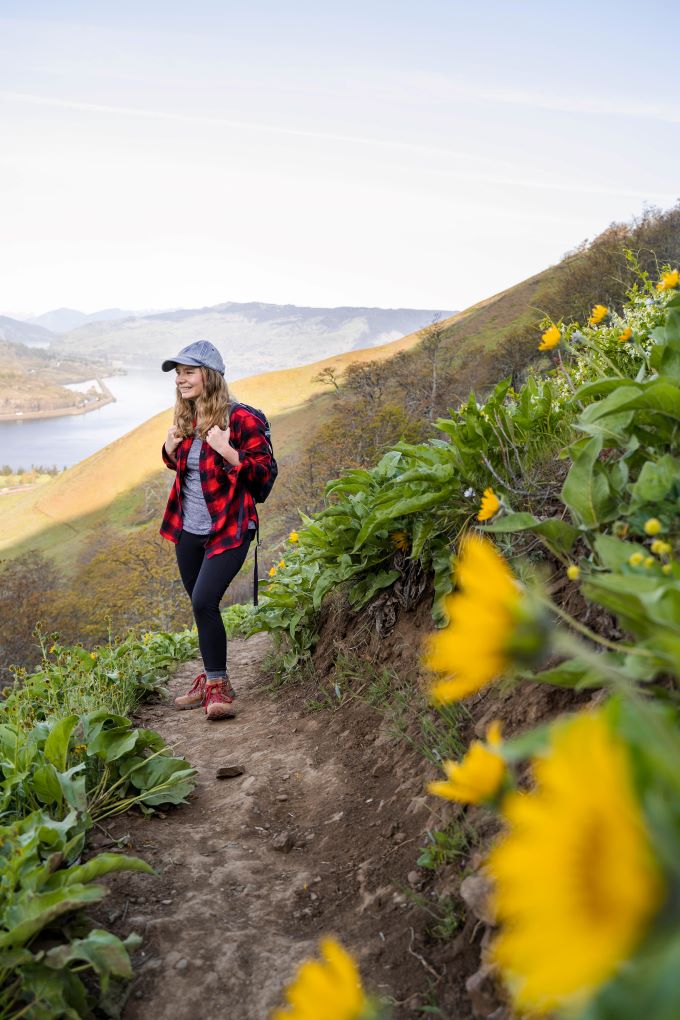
229, 402, 278, 502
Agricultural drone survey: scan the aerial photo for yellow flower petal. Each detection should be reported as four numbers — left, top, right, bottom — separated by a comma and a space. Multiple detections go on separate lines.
657, 269, 679, 291
477, 487, 500, 522
289, 531, 299, 543
427, 725, 505, 804
588, 304, 608, 326
618, 326, 633, 343
272, 938, 368, 1020
538, 325, 561, 351
644, 518, 662, 536
424, 535, 522, 702
488, 712, 664, 1014
566, 564, 580, 581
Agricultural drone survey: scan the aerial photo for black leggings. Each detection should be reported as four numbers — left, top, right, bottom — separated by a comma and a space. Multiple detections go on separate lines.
175, 530, 253, 676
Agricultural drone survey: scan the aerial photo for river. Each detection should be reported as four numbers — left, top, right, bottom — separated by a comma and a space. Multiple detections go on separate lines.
0, 369, 186, 471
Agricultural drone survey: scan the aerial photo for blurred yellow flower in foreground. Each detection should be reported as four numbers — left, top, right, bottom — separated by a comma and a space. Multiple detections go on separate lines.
477, 487, 500, 522
618, 326, 633, 343
566, 564, 580, 581
488, 712, 663, 1015
628, 552, 644, 567
644, 517, 662, 535
428, 721, 505, 804
651, 540, 671, 556
272, 938, 369, 1020
538, 325, 560, 351
657, 269, 679, 291
289, 531, 299, 543
588, 304, 608, 325
424, 535, 521, 703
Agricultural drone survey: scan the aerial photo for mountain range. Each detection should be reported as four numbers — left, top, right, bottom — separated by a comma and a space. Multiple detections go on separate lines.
2, 301, 453, 378
46, 301, 454, 375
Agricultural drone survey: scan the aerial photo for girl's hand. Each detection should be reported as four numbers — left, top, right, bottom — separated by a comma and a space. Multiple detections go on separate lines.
206, 425, 239, 465
164, 426, 182, 457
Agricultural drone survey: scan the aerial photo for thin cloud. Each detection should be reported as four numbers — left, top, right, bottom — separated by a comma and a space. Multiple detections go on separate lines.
1, 90, 673, 205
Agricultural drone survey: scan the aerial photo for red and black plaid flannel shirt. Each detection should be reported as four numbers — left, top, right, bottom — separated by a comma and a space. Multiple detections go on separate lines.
159, 405, 272, 557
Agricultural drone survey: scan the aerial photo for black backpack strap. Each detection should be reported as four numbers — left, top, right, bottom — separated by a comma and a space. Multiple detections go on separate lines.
253, 520, 259, 606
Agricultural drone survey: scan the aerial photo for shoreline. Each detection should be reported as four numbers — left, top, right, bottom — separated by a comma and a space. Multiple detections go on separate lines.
0, 378, 116, 422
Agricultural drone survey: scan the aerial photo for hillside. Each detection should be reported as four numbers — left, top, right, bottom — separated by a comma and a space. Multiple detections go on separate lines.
51, 299, 453, 370
0, 334, 121, 418
0, 317, 440, 564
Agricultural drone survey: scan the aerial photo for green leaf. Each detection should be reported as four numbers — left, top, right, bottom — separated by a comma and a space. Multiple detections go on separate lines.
483, 512, 579, 555
593, 534, 647, 571
44, 928, 138, 985
347, 569, 401, 608
54, 852, 154, 888
31, 764, 64, 808
44, 716, 79, 771
561, 435, 615, 528
630, 454, 680, 507
0, 885, 107, 949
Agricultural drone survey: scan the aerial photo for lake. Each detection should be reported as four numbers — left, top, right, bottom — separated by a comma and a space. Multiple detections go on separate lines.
0, 369, 183, 470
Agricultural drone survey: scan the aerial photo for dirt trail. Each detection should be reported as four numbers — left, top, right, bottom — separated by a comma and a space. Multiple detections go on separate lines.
97, 634, 470, 1019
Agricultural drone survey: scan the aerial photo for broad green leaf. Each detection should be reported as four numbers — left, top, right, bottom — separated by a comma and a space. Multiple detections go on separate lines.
54, 852, 154, 888
561, 435, 615, 528
44, 716, 79, 771
31, 764, 63, 808
630, 454, 680, 507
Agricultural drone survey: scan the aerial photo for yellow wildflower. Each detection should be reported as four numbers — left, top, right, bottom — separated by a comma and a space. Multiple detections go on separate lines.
628, 552, 644, 567
272, 938, 369, 1020
477, 487, 501, 522
49, 644, 57, 654
644, 518, 663, 536
644, 556, 655, 568
488, 712, 664, 1015
566, 564, 580, 581
618, 326, 633, 343
538, 325, 560, 351
268, 567, 277, 578
424, 535, 522, 703
651, 540, 671, 556
289, 531, 299, 543
428, 722, 505, 804
390, 531, 410, 551
588, 304, 608, 326
278, 559, 286, 569
662, 563, 673, 575
657, 269, 679, 291
90, 652, 97, 660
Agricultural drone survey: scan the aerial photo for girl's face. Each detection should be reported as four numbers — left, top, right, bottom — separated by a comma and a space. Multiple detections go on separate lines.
175, 365, 205, 400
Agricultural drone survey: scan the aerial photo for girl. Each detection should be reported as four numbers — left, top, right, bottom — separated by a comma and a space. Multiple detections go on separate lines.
159, 340, 272, 720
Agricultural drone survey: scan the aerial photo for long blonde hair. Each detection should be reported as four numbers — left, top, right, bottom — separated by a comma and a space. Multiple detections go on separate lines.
174, 367, 231, 439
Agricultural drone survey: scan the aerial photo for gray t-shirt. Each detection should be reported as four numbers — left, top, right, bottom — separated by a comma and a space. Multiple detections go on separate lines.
181, 436, 212, 535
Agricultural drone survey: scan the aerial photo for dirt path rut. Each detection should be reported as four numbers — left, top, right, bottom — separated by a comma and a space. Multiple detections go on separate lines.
96, 634, 473, 1019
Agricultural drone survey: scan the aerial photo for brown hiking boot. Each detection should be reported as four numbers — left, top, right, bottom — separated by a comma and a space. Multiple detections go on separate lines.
174, 672, 207, 710
205, 679, 237, 720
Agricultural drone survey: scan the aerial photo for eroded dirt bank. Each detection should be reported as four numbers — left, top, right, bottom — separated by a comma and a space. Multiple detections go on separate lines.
96, 633, 477, 1019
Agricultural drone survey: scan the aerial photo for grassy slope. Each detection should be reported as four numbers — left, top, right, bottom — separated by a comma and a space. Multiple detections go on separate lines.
0, 265, 555, 569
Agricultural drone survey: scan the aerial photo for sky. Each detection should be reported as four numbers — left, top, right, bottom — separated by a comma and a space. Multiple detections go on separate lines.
1, 0, 678, 317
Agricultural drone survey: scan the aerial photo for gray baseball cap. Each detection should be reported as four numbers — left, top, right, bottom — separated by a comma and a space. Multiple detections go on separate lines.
162, 340, 225, 375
